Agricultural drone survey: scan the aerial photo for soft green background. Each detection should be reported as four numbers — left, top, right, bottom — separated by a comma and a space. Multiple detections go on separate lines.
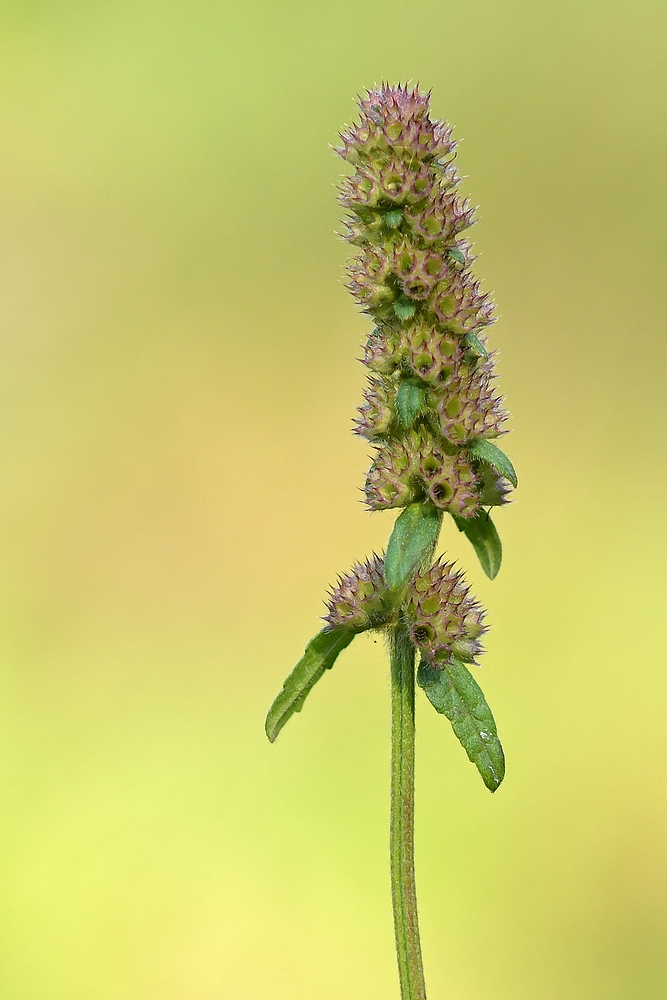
1, 1, 665, 997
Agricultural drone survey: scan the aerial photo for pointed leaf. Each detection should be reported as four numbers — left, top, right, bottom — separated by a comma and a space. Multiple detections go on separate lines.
417, 658, 505, 791
469, 438, 518, 488
453, 511, 502, 580
385, 502, 443, 592
477, 463, 509, 507
265, 627, 355, 742
396, 380, 426, 429
394, 295, 416, 322
462, 331, 488, 358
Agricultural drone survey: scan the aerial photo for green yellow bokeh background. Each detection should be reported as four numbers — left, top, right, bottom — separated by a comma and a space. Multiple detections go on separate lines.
1, 1, 666, 996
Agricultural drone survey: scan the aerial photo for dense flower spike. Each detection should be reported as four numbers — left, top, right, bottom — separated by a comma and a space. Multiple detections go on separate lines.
324, 554, 392, 632
268, 89, 514, 1000
338, 84, 513, 519
406, 557, 487, 665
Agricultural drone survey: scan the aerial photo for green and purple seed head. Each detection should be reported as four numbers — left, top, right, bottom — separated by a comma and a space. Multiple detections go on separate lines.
337, 84, 457, 168
324, 554, 392, 633
338, 85, 494, 334
338, 84, 513, 517
365, 430, 481, 516
406, 557, 487, 665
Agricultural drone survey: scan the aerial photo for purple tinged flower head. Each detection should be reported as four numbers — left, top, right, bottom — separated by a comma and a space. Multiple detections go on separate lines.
337, 84, 514, 517
406, 557, 487, 666
324, 554, 392, 633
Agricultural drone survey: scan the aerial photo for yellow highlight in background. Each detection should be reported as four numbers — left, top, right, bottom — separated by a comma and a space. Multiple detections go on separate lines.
0, 0, 665, 997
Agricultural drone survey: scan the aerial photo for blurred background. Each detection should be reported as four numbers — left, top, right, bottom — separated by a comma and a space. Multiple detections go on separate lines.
0, 1, 665, 997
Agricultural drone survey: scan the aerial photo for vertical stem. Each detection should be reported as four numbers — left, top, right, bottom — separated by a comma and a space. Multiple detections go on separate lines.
390, 624, 427, 1000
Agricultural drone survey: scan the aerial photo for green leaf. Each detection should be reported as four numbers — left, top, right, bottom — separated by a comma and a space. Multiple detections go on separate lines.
477, 463, 508, 507
417, 658, 505, 791
462, 331, 488, 358
453, 511, 502, 580
469, 438, 518, 488
394, 295, 416, 322
385, 502, 443, 592
265, 628, 355, 743
396, 380, 426, 429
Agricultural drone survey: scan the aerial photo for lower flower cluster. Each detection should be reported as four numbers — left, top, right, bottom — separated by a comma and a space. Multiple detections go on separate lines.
324, 552, 487, 669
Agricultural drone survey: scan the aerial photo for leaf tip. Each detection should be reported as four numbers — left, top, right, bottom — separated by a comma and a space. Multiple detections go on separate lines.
264, 714, 278, 743
485, 766, 505, 792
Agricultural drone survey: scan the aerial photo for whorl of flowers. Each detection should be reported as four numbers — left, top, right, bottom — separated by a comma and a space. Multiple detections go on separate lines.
406, 557, 487, 665
323, 551, 487, 670
324, 553, 390, 632
337, 84, 512, 519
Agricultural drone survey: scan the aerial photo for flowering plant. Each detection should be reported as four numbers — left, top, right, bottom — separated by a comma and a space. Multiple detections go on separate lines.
266, 84, 517, 1000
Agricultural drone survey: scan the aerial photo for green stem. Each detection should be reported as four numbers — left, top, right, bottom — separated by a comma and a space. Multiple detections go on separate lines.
390, 624, 427, 1000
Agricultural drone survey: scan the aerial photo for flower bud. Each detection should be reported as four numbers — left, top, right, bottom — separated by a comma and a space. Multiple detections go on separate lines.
362, 327, 405, 374
355, 378, 394, 439
324, 554, 392, 632
430, 270, 494, 334
365, 430, 481, 517
364, 438, 422, 509
406, 557, 487, 665
433, 356, 507, 444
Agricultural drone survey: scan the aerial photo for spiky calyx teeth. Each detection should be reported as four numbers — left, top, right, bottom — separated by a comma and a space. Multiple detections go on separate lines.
346, 245, 494, 332
476, 463, 512, 507
433, 357, 507, 443
355, 378, 394, 439
364, 439, 422, 509
365, 430, 481, 516
355, 381, 505, 452
406, 557, 487, 665
340, 84, 512, 518
339, 157, 438, 211
342, 185, 472, 251
324, 554, 393, 632
363, 324, 465, 383
337, 84, 457, 168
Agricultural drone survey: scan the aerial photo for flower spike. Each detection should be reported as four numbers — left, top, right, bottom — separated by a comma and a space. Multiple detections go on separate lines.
266, 85, 518, 1000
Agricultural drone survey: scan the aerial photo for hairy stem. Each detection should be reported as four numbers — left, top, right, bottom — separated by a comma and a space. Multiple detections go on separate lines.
390, 624, 427, 1000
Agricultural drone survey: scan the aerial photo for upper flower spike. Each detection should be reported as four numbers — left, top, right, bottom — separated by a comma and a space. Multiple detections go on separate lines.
338, 84, 513, 520
337, 84, 457, 167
